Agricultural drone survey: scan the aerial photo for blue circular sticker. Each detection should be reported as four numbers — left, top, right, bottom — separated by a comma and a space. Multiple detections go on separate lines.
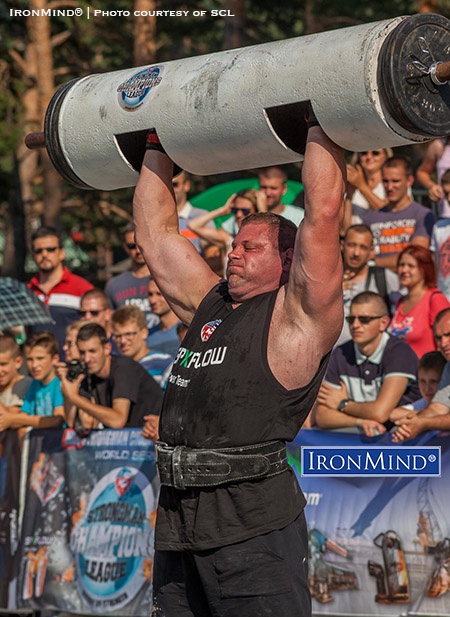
117, 67, 162, 111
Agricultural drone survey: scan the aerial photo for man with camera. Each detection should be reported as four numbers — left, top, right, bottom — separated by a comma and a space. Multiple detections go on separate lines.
57, 323, 163, 436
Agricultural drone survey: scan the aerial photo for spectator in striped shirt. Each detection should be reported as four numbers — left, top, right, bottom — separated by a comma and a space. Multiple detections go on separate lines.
111, 305, 173, 389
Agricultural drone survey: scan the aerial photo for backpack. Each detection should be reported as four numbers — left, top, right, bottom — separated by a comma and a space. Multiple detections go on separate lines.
365, 265, 391, 315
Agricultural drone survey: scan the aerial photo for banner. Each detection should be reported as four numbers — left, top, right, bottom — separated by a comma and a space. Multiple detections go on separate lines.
288, 429, 450, 617
17, 428, 159, 616
0, 429, 20, 608
14, 426, 450, 616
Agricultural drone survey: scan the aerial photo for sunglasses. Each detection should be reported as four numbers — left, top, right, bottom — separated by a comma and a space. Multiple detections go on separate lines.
231, 207, 251, 216
79, 309, 107, 318
360, 150, 383, 157
345, 315, 385, 325
126, 242, 137, 250
33, 246, 59, 255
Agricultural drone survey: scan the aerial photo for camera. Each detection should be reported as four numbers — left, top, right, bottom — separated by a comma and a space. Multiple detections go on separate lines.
66, 360, 87, 381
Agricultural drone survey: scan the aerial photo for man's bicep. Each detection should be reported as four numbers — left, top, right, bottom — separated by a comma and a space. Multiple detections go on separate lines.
140, 233, 220, 323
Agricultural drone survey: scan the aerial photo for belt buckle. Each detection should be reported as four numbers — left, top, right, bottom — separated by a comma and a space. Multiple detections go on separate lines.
172, 445, 187, 490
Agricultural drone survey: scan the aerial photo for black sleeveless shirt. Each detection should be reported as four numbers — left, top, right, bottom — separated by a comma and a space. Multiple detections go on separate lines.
156, 281, 329, 550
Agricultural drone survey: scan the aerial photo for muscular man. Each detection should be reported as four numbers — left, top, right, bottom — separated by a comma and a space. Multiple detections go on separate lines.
133, 123, 345, 616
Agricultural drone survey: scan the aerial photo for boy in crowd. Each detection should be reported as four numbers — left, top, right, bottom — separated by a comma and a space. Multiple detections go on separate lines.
2, 332, 64, 429
0, 334, 32, 431
390, 351, 447, 421
111, 305, 173, 389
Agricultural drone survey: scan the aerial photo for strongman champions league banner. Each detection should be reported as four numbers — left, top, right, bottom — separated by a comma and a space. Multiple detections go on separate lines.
17, 428, 159, 616
14, 427, 450, 616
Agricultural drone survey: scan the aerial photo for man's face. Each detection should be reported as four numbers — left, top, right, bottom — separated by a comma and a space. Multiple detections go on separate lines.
348, 302, 387, 348
77, 337, 110, 376
26, 345, 58, 384
80, 297, 111, 329
418, 367, 442, 404
226, 222, 288, 302
148, 280, 172, 317
124, 231, 146, 266
342, 230, 373, 271
32, 235, 64, 273
434, 314, 450, 360
112, 320, 147, 359
258, 175, 286, 210
172, 173, 190, 208
0, 351, 22, 390
382, 165, 412, 206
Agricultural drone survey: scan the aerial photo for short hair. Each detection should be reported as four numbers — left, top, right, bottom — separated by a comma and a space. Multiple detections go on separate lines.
433, 307, 450, 330
239, 212, 297, 253
441, 168, 450, 185
350, 291, 388, 315
343, 224, 373, 241
382, 156, 413, 177
81, 288, 111, 309
0, 333, 20, 358
25, 332, 58, 356
397, 245, 436, 289
258, 166, 288, 183
418, 351, 446, 374
77, 323, 108, 345
111, 305, 147, 330
31, 226, 62, 248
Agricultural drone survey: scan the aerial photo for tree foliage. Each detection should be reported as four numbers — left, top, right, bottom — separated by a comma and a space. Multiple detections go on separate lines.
0, 0, 447, 278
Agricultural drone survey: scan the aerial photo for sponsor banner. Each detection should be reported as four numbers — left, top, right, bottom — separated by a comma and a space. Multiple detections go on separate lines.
17, 428, 159, 616
0, 430, 20, 608
301, 446, 441, 477
288, 429, 450, 616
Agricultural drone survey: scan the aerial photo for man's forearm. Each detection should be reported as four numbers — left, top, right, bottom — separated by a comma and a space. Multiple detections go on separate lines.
343, 400, 388, 423
68, 392, 125, 429
315, 404, 361, 429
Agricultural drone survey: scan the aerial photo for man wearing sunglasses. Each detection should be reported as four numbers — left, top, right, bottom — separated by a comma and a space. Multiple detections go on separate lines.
28, 226, 93, 358
315, 291, 419, 435
133, 120, 345, 616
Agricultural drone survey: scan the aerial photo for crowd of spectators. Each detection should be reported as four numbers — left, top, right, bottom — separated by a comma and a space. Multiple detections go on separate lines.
2, 147, 450, 446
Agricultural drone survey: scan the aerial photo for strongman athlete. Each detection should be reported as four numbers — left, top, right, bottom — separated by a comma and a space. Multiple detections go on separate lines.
133, 123, 345, 616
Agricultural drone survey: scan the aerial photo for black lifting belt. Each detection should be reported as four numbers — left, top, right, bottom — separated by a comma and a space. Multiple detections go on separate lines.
155, 440, 289, 490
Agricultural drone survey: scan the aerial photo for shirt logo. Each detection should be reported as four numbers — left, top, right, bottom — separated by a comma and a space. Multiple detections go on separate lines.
201, 319, 222, 342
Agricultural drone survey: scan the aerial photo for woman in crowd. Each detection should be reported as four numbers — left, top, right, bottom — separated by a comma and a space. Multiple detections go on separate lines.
390, 245, 449, 358
344, 148, 393, 228
187, 188, 267, 255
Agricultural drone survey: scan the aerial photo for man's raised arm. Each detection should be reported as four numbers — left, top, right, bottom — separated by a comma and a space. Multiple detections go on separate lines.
285, 126, 346, 351
133, 144, 220, 325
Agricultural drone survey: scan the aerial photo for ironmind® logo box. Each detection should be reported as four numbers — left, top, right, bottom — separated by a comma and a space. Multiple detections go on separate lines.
301, 446, 441, 477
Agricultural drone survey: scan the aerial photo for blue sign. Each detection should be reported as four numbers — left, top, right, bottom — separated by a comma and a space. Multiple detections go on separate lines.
301, 446, 441, 477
